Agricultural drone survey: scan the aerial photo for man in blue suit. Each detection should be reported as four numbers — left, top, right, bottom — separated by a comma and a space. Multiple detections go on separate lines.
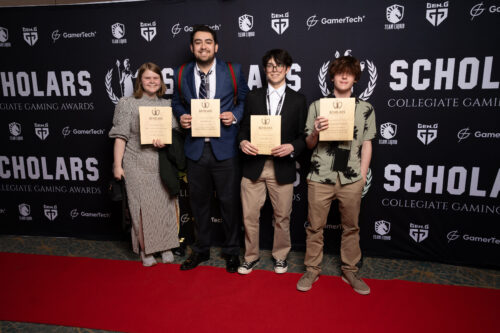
172, 25, 249, 273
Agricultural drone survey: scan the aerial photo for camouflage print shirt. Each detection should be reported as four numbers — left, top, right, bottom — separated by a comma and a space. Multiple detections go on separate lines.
305, 97, 376, 185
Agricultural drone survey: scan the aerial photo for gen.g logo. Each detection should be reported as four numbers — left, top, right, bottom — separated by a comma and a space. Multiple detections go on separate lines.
140, 21, 157, 42
23, 27, 38, 46
271, 12, 289, 35
426, 2, 449, 26
417, 123, 438, 145
409, 223, 429, 242
44, 204, 58, 221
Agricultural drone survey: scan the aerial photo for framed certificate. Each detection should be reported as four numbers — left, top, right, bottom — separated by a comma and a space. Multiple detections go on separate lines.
319, 97, 355, 141
191, 99, 220, 137
250, 115, 281, 155
139, 106, 172, 145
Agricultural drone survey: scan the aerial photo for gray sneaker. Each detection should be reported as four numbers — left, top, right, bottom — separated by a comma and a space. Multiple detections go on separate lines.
296, 271, 319, 292
342, 271, 371, 295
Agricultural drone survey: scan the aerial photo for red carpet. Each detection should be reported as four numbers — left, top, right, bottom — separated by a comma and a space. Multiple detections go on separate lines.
0, 252, 498, 333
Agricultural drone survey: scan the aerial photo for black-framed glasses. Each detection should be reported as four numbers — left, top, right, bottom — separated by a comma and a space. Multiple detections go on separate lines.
265, 63, 285, 71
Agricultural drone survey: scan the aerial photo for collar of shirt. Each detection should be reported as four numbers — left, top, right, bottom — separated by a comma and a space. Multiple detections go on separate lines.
194, 59, 217, 99
267, 84, 286, 116
267, 83, 286, 97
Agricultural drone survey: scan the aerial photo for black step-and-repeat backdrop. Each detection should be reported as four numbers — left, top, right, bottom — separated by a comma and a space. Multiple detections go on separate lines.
1, 0, 499, 267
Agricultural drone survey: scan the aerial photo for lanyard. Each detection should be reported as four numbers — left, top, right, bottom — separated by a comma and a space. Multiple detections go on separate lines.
266, 88, 285, 116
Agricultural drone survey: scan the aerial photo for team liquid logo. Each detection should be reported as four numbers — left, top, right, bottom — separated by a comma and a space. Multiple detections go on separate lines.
375, 220, 391, 235
318, 50, 377, 100
457, 128, 471, 142
409, 223, 429, 242
18, 203, 31, 217
380, 122, 397, 139
140, 21, 157, 41
238, 14, 255, 37
23, 27, 38, 46
426, 2, 449, 26
386, 5, 404, 23
105, 58, 138, 104
239, 14, 253, 31
379, 122, 398, 145
112, 23, 125, 39
9, 122, 22, 137
112, 23, 127, 44
44, 205, 58, 221
271, 12, 289, 35
417, 123, 438, 145
0, 27, 9, 43
34, 123, 49, 140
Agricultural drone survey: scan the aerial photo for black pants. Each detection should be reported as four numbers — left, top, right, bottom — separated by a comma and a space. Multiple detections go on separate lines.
187, 143, 240, 255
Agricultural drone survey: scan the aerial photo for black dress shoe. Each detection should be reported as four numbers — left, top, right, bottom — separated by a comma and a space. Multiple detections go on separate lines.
180, 252, 210, 270
225, 255, 240, 273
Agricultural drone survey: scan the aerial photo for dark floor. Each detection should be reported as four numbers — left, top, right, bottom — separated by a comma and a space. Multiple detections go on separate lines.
1, 234, 499, 332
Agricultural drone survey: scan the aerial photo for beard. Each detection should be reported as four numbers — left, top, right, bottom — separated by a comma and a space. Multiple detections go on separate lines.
194, 53, 215, 67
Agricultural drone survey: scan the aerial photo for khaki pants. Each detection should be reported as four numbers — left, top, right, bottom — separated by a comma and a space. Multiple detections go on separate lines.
241, 160, 294, 262
305, 178, 364, 274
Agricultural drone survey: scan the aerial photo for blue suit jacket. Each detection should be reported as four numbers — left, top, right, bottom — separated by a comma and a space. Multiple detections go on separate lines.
172, 59, 249, 161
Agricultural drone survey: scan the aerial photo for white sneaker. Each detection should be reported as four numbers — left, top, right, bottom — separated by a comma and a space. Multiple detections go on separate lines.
140, 251, 157, 267
161, 250, 174, 264
274, 259, 288, 274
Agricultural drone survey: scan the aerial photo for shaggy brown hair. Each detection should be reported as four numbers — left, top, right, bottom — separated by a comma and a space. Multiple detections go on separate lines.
328, 56, 361, 82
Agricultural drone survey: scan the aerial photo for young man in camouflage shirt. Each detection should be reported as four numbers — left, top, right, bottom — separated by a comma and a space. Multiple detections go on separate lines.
297, 56, 376, 295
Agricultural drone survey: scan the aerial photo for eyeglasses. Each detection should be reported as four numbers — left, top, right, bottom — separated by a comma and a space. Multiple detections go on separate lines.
265, 63, 285, 71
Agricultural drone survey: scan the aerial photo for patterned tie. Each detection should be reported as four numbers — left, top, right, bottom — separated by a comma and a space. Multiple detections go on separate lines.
198, 70, 211, 99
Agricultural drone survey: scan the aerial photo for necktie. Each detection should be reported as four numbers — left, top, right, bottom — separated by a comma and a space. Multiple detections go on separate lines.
198, 70, 211, 99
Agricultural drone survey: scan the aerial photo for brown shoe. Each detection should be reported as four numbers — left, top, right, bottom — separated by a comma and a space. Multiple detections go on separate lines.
297, 271, 319, 292
342, 272, 370, 295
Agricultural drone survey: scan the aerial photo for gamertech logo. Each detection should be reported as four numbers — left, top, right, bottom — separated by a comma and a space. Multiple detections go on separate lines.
447, 230, 500, 245
306, 13, 366, 30
51, 29, 97, 43
457, 127, 500, 142
171, 23, 221, 38
470, 3, 500, 20
62, 126, 106, 138
70, 208, 111, 219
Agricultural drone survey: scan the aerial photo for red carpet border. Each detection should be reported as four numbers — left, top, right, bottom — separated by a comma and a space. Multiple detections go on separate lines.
0, 252, 498, 333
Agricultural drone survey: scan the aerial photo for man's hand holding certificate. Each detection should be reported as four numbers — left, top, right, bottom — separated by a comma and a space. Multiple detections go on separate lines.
319, 97, 355, 141
139, 106, 172, 145
191, 99, 221, 137
250, 115, 281, 155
